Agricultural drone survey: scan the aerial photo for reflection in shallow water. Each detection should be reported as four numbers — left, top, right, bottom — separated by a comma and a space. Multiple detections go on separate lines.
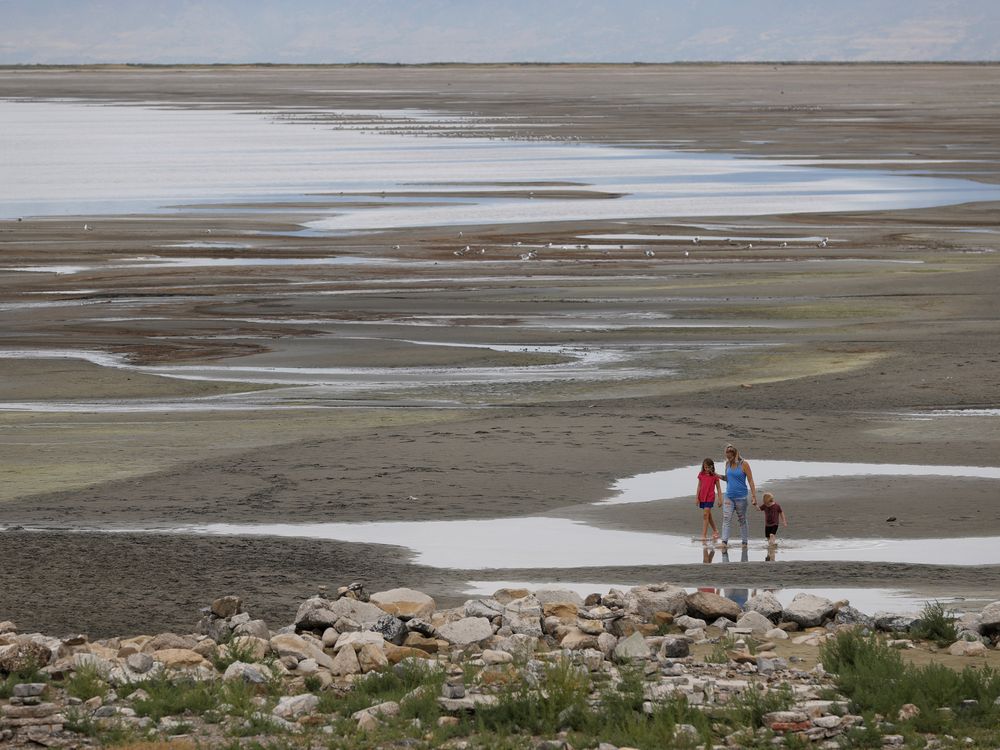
156, 515, 999, 568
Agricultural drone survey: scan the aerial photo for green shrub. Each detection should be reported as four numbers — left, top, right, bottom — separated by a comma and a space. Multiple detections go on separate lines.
704, 634, 737, 664
731, 683, 794, 728
910, 601, 959, 647
130, 676, 222, 722
478, 658, 591, 735
64, 663, 108, 701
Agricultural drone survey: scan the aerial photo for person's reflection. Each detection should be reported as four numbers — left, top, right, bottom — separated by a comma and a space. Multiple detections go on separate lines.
720, 546, 749, 564
765, 541, 778, 562
702, 546, 716, 564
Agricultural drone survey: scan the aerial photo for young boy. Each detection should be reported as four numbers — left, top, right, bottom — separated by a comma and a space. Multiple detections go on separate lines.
758, 492, 788, 543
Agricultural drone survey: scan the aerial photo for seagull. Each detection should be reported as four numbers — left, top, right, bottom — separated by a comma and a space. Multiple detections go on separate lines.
644, 249, 655, 257
817, 240, 828, 248
781, 241, 788, 248
747, 243, 753, 249
392, 244, 400, 250
83, 224, 92, 231
692, 236, 699, 245
684, 250, 690, 257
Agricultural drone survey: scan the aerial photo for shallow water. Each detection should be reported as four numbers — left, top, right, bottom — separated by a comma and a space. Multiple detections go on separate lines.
4, 100, 1000, 229
77, 460, 1000, 568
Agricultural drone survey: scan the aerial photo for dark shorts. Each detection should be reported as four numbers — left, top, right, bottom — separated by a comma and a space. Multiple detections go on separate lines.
765, 524, 779, 539
699, 501, 715, 509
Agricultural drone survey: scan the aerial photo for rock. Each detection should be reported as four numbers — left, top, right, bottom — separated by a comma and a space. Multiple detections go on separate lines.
403, 633, 441, 653
613, 632, 650, 661
463, 599, 504, 619
11, 683, 46, 698
710, 617, 735, 630
232, 619, 270, 641
534, 589, 585, 607
223, 661, 272, 684
0, 621, 16, 634
406, 618, 438, 638
125, 653, 154, 674
783, 594, 838, 628
686, 591, 742, 621
438, 617, 494, 646
979, 601, 1000, 635
153, 649, 209, 669
597, 632, 617, 658
358, 643, 389, 672
370, 588, 436, 620
659, 637, 690, 658
503, 596, 543, 637
735, 611, 774, 634
356, 710, 380, 731
481, 649, 514, 665
494, 633, 538, 661
211, 596, 243, 619
949, 640, 987, 657
330, 644, 362, 676
675, 615, 707, 630
765, 627, 789, 640
334, 616, 360, 633
559, 628, 598, 651
874, 612, 918, 633
294, 596, 387, 631
296, 658, 319, 675
272, 693, 319, 720
493, 588, 531, 605
576, 618, 605, 636
763, 710, 810, 731
227, 635, 270, 661
269, 633, 335, 670
898, 703, 920, 721
626, 584, 688, 619
543, 603, 579, 622
369, 614, 407, 646
352, 700, 400, 721
745, 591, 783, 622
384, 644, 434, 664
141, 633, 198, 653
333, 631, 385, 652
321, 628, 339, 648
833, 606, 876, 630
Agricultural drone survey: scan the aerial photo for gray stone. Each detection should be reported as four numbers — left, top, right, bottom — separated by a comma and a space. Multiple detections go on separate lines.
233, 619, 270, 641
625, 584, 688, 619
979, 601, 1000, 635
533, 589, 584, 607
833, 606, 876, 630
406, 618, 438, 638
874, 612, 918, 633
783, 594, 838, 628
659, 637, 690, 658
686, 591, 742, 621
12, 684, 46, 698
369, 614, 407, 646
613, 632, 650, 661
272, 693, 319, 720
735, 610, 774, 634
294, 596, 387, 631
438, 617, 494, 646
330, 645, 362, 676
675, 615, 707, 630
711, 617, 736, 630
370, 588, 436, 620
223, 661, 272, 684
463, 598, 504, 619
125, 653, 154, 674
503, 595, 544, 637
744, 591, 783, 622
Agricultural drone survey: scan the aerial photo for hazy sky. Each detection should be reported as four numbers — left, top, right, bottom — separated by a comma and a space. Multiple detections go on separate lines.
2, 0, 999, 64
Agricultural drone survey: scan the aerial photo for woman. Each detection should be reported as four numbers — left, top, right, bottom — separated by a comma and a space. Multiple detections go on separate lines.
719, 443, 757, 549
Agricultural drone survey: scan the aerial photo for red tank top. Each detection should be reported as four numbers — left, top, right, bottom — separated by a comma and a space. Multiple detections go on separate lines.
697, 471, 717, 503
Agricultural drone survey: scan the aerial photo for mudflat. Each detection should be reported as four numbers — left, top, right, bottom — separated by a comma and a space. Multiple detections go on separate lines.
1, 65, 999, 637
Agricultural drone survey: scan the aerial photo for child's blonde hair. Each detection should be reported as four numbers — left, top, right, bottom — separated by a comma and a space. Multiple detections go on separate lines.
762, 492, 775, 504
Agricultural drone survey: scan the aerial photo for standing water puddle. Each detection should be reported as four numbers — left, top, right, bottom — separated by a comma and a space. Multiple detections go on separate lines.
85, 460, 1000, 568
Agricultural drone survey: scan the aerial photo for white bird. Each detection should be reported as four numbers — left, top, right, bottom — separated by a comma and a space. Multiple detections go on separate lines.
692, 236, 699, 244
392, 244, 400, 250
818, 240, 828, 248
684, 250, 690, 257
644, 249, 655, 257
83, 224, 91, 231
747, 243, 753, 249
781, 241, 788, 248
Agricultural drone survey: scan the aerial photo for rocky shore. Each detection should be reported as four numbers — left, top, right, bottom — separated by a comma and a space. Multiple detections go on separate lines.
2, 583, 999, 749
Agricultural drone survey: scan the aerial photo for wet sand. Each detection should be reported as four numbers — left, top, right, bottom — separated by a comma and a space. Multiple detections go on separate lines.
1, 65, 999, 636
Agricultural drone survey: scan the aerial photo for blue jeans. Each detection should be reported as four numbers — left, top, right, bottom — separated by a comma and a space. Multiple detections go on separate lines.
722, 496, 749, 545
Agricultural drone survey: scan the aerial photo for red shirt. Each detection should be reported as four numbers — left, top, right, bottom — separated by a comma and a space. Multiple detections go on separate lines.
760, 502, 783, 526
697, 471, 718, 503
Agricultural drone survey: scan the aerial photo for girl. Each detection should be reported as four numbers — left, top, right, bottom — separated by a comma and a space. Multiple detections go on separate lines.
696, 458, 722, 542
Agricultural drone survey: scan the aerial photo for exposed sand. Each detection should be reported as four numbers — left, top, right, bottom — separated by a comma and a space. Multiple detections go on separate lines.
1, 65, 999, 636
